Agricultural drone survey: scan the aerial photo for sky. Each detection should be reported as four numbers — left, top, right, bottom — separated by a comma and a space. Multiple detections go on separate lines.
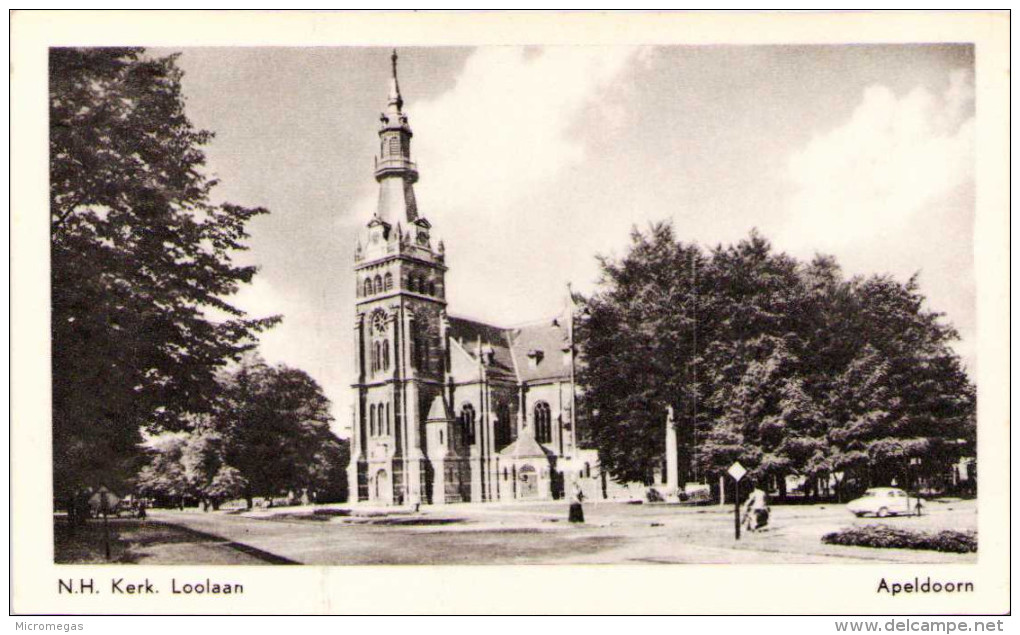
161, 44, 975, 437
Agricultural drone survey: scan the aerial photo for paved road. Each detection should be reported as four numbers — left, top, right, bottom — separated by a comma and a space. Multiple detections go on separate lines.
149, 499, 976, 565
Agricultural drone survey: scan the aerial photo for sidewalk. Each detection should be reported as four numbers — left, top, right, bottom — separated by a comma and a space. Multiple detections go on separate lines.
53, 516, 290, 565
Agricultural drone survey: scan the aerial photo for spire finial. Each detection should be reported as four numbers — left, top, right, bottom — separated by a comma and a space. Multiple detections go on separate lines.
388, 49, 403, 111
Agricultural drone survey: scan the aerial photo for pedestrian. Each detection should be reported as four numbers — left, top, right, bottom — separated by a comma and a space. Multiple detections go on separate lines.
743, 483, 769, 532
568, 481, 585, 523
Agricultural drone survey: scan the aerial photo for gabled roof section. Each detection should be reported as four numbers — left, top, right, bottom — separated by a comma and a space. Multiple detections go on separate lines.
446, 314, 572, 384
425, 395, 452, 422
506, 318, 572, 383
446, 315, 518, 382
498, 431, 555, 460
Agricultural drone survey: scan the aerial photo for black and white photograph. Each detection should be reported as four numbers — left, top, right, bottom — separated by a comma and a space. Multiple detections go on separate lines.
12, 10, 1010, 617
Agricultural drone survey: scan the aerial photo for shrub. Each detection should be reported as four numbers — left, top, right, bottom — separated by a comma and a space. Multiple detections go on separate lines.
821, 525, 977, 553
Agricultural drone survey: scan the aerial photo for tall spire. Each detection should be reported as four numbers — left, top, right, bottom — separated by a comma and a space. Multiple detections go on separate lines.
374, 49, 419, 223
388, 49, 403, 112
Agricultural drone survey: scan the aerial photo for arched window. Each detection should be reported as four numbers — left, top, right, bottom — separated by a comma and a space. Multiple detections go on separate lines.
382, 340, 390, 370
374, 275, 383, 293
428, 281, 436, 296
495, 403, 512, 450
420, 336, 429, 373
384, 272, 393, 291
364, 278, 373, 296
408, 275, 417, 293
374, 342, 381, 373
412, 326, 429, 373
460, 404, 476, 446
385, 403, 391, 436
369, 404, 376, 437
534, 401, 552, 444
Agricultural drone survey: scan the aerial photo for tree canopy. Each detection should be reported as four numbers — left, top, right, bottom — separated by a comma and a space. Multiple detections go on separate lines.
50, 48, 276, 497
577, 223, 975, 494
136, 357, 349, 507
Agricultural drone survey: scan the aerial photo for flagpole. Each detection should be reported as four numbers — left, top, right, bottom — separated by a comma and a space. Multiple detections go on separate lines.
691, 250, 699, 484
567, 282, 577, 465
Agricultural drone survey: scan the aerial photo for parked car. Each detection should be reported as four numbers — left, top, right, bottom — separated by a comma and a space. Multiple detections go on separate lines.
846, 487, 920, 517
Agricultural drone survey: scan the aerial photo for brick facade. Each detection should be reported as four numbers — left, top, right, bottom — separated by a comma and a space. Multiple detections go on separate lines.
349, 52, 590, 506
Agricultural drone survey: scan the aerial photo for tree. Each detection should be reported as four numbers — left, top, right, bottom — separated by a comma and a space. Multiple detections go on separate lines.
50, 48, 276, 498
579, 222, 976, 497
135, 432, 191, 509
133, 357, 348, 508
204, 467, 249, 510
217, 356, 345, 507
576, 222, 704, 483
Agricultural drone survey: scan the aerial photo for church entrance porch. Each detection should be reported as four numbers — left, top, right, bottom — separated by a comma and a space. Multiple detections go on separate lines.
518, 465, 538, 499
373, 469, 391, 504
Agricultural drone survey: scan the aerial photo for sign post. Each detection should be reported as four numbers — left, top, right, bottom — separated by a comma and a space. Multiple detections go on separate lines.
727, 461, 747, 540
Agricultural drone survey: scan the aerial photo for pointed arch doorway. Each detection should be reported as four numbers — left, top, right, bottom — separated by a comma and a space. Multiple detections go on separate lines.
518, 464, 539, 499
374, 469, 390, 504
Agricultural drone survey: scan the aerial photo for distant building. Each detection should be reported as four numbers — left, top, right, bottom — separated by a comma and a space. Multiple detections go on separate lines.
347, 52, 597, 505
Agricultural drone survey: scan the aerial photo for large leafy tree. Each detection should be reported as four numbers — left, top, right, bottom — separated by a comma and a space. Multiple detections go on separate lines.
135, 357, 349, 508
580, 223, 975, 495
50, 48, 275, 498
577, 223, 705, 483
218, 357, 347, 507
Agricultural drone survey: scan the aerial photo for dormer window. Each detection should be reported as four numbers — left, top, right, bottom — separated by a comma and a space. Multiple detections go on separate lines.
527, 349, 543, 369
481, 345, 495, 365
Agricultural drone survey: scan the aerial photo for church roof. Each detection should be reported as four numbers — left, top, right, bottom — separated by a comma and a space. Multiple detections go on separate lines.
446, 314, 572, 384
506, 319, 572, 383
425, 395, 452, 422
446, 316, 518, 382
497, 430, 555, 460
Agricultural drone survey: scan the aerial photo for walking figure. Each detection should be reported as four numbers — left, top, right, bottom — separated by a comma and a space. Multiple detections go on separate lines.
743, 484, 769, 532
568, 481, 585, 523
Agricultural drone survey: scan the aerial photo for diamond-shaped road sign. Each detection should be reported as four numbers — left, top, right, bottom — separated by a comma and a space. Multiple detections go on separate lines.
727, 461, 747, 482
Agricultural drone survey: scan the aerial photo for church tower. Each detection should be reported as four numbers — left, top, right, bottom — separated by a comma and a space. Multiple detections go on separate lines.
348, 51, 449, 506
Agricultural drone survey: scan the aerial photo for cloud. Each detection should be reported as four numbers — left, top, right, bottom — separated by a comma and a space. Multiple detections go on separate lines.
782, 69, 974, 252
396, 46, 642, 328
411, 47, 642, 216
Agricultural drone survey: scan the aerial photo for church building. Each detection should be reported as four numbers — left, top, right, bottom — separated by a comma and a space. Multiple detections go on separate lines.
346, 52, 597, 506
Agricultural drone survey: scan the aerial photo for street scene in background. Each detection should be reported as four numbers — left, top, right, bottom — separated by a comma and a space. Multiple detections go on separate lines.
51, 43, 977, 566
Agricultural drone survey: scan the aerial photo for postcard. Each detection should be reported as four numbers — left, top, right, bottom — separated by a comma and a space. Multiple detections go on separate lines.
10, 10, 1010, 615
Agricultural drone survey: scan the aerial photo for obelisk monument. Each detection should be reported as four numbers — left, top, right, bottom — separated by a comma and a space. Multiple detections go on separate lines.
665, 406, 679, 502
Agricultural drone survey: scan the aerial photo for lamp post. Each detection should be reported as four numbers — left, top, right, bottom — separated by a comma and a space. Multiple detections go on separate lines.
909, 457, 923, 514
